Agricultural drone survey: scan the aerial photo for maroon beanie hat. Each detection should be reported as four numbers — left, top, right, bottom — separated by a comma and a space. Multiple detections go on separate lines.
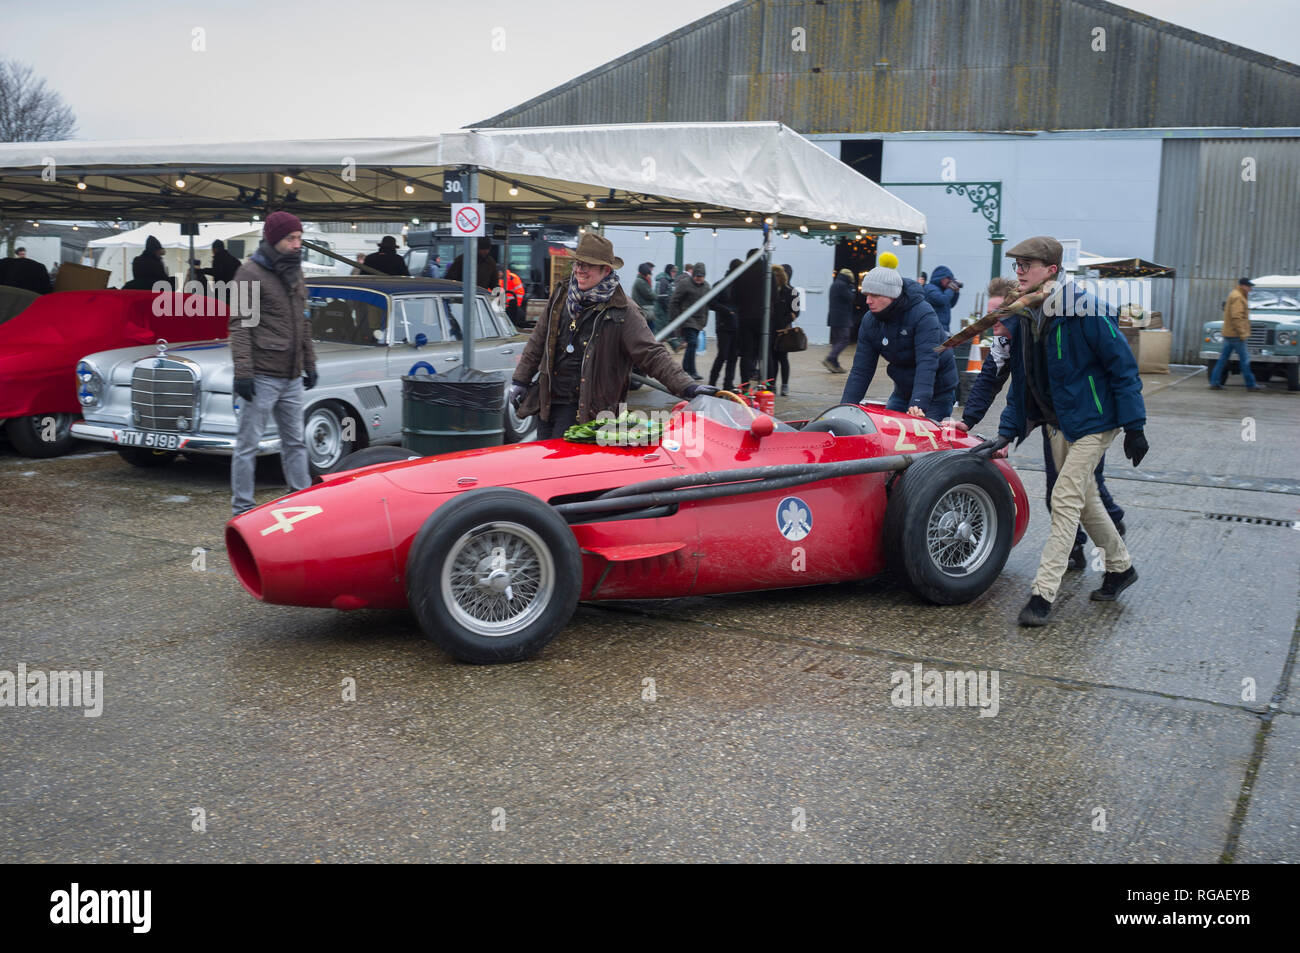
263, 211, 303, 246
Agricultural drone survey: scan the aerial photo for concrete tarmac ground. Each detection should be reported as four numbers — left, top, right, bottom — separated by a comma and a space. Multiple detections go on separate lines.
1, 342, 1296, 862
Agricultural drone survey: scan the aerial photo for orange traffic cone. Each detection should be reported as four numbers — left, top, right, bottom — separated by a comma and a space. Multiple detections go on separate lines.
966, 342, 984, 373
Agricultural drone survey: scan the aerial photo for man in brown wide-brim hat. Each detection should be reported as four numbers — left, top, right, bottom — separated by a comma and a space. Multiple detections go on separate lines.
510, 233, 716, 437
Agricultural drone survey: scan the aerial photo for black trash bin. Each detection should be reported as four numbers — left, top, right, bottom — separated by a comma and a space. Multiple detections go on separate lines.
402, 364, 505, 456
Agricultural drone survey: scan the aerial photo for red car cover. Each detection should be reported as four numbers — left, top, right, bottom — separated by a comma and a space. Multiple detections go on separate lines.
0, 290, 228, 419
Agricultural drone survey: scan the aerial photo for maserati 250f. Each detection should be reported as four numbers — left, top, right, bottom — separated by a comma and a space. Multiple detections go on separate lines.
226, 395, 1030, 663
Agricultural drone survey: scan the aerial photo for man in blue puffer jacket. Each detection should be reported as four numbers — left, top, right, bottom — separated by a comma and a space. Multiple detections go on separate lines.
923, 265, 961, 333
841, 265, 958, 420
974, 237, 1149, 627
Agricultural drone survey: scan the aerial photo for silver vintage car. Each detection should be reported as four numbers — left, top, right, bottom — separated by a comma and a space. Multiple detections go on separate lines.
70, 277, 537, 474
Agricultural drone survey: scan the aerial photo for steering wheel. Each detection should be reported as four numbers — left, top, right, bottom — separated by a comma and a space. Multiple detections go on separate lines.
712, 390, 758, 420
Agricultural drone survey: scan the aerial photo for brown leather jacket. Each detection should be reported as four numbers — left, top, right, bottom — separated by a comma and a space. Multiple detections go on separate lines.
229, 258, 315, 380
1222, 286, 1251, 339
514, 281, 694, 424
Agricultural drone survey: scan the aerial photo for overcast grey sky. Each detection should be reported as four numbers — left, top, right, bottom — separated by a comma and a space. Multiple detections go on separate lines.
6, 0, 1297, 142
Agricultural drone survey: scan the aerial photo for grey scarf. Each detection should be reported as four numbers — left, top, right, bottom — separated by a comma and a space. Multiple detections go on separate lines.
253, 239, 303, 292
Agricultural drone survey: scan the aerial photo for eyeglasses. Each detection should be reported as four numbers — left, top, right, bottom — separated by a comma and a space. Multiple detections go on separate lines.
1011, 259, 1041, 274
572, 261, 602, 272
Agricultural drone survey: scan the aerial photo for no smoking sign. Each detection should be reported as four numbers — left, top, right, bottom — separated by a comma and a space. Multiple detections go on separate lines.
451, 202, 486, 237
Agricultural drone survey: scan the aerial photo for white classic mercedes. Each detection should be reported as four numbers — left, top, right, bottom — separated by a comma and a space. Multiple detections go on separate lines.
69, 277, 536, 474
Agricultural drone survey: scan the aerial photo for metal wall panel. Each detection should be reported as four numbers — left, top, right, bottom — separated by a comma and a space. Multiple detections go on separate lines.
1155, 138, 1300, 362
477, 0, 1300, 132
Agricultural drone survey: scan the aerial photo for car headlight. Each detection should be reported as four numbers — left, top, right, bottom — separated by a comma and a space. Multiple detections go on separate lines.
76, 360, 104, 407
1276, 329, 1297, 347
1209, 329, 1222, 344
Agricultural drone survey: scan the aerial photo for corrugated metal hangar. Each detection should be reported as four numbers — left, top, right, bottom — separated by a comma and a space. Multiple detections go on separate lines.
478, 0, 1300, 360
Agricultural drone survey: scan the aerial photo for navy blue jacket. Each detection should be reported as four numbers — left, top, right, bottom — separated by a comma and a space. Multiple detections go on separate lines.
923, 265, 960, 333
961, 313, 1017, 429
998, 283, 1146, 443
827, 273, 856, 328
841, 278, 958, 408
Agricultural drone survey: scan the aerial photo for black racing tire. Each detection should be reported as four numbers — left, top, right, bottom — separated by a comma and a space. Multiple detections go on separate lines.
325, 444, 420, 476
1286, 364, 1299, 391
4, 413, 77, 457
882, 450, 1015, 605
503, 400, 538, 444
405, 487, 581, 664
304, 400, 360, 477
117, 447, 178, 468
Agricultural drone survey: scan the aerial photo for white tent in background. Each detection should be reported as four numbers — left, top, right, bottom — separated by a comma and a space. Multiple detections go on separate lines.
88, 222, 259, 286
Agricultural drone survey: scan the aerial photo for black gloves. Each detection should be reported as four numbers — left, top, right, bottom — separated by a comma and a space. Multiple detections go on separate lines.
1123, 429, 1148, 467
303, 370, 318, 390
508, 383, 528, 407
682, 384, 719, 399
969, 434, 1011, 458
234, 378, 255, 401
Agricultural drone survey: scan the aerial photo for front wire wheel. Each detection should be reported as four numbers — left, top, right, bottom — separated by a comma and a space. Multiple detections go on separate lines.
442, 522, 554, 637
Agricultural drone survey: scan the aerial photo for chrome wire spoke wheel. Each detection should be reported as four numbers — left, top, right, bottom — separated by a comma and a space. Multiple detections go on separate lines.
306, 407, 342, 470
441, 521, 554, 637
926, 483, 996, 576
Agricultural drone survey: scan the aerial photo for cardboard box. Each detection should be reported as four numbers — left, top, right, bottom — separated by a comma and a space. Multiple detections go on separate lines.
53, 261, 111, 292
1121, 327, 1170, 374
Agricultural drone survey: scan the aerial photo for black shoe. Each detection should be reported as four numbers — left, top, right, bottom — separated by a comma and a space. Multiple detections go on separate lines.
1113, 518, 1126, 538
1091, 566, 1138, 602
1018, 595, 1053, 627
1067, 544, 1086, 570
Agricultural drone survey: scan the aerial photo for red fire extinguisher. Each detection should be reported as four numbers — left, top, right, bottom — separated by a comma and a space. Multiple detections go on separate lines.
756, 387, 775, 416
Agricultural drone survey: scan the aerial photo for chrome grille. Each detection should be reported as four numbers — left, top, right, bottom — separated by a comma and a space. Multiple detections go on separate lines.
1248, 325, 1274, 347
131, 358, 199, 432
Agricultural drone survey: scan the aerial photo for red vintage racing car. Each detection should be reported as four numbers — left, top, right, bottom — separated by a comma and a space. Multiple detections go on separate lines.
226, 395, 1030, 663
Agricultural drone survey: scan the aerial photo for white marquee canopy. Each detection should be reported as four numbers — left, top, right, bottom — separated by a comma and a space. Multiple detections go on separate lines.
0, 123, 926, 236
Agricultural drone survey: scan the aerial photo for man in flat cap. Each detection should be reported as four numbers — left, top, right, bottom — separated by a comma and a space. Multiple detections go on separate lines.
977, 236, 1149, 627
509, 234, 716, 438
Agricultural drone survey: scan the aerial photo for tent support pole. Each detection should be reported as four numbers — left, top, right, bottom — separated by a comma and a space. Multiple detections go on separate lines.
760, 220, 773, 388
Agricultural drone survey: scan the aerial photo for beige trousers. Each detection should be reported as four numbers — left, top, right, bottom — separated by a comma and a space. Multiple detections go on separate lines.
1032, 427, 1132, 602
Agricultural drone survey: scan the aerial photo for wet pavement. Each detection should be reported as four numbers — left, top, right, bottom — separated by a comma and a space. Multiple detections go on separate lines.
1, 345, 1296, 862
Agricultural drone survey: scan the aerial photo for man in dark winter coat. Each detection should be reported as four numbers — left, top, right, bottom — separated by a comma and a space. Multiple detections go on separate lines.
0, 247, 53, 294
508, 234, 713, 439
840, 265, 958, 420
203, 239, 242, 283
444, 236, 498, 290
363, 235, 411, 277
824, 268, 856, 373
127, 235, 174, 290
977, 236, 1147, 627
708, 259, 742, 392
922, 265, 961, 333
229, 211, 317, 517
652, 264, 681, 349
952, 276, 1126, 572
731, 250, 770, 386
670, 262, 710, 380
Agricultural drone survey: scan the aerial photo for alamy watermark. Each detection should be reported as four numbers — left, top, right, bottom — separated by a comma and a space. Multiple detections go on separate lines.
591, 404, 706, 456
150, 279, 261, 326
1042, 278, 1152, 318
1, 663, 103, 717
890, 662, 999, 717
